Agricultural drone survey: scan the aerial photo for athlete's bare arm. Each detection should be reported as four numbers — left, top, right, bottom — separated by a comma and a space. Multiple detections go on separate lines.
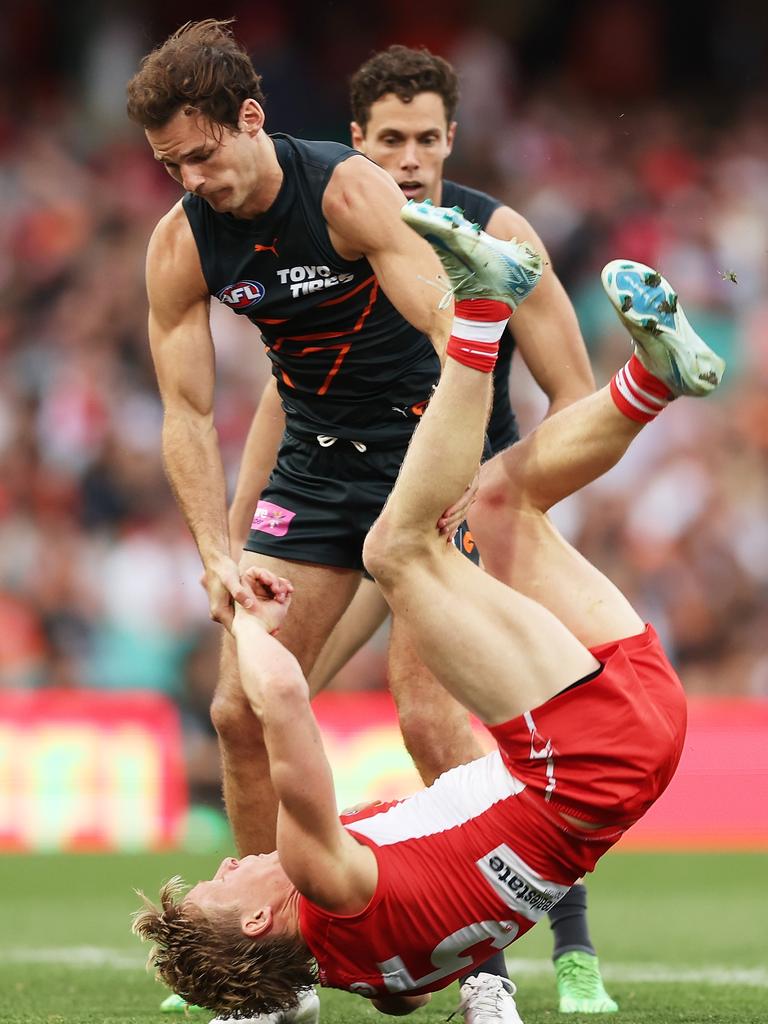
228, 375, 285, 555
232, 569, 378, 912
323, 157, 453, 357
147, 203, 256, 626
486, 206, 595, 413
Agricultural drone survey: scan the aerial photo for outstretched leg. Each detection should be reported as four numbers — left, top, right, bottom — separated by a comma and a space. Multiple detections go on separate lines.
366, 207, 725, 727
364, 257, 600, 725
366, 352, 600, 725
471, 388, 646, 649
472, 258, 725, 649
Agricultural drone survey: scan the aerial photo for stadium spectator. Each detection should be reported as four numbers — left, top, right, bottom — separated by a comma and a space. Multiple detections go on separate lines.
0, 14, 766, 706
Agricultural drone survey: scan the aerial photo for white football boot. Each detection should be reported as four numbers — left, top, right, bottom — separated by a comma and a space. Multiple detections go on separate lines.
601, 259, 725, 396
456, 974, 525, 1024
401, 200, 543, 311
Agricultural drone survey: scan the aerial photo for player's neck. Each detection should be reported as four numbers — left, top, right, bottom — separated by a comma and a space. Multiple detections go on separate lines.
430, 180, 444, 206
239, 134, 284, 219
277, 884, 303, 938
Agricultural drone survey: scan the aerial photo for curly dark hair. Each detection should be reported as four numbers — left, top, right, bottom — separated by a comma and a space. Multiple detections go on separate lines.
126, 19, 265, 132
132, 876, 318, 1016
350, 45, 460, 131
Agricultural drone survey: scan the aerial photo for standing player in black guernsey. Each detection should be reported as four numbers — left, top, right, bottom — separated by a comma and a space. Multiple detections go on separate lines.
128, 22, 466, 1024
227, 46, 609, 1016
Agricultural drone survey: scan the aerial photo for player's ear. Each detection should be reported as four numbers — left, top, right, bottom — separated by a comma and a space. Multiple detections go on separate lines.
446, 121, 457, 157
350, 121, 365, 153
241, 906, 273, 938
239, 98, 265, 135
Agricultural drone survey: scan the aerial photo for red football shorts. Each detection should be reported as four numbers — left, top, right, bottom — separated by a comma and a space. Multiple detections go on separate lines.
488, 625, 686, 867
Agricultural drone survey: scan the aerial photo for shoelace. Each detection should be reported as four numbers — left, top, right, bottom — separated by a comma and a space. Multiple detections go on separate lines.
447, 978, 510, 1022
416, 271, 478, 310
316, 435, 367, 453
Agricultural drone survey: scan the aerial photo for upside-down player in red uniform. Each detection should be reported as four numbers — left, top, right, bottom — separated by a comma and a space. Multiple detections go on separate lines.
133, 208, 725, 1024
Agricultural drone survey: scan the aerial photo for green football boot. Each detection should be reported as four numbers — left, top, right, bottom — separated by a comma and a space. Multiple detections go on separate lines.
554, 951, 618, 1014
160, 992, 206, 1013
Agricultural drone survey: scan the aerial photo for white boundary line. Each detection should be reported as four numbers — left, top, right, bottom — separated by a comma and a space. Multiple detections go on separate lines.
4, 949, 767, 987
5, 947, 144, 969
506, 958, 768, 987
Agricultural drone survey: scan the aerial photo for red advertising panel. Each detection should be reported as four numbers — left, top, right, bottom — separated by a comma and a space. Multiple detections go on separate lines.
1, 691, 765, 851
0, 690, 187, 851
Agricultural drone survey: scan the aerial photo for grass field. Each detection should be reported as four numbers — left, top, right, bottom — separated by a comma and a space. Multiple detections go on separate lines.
2, 850, 765, 1024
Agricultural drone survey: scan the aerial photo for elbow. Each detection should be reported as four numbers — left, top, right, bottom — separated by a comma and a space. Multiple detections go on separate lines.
245, 663, 310, 722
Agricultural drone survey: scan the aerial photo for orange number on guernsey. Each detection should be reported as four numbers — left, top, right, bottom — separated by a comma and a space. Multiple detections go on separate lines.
281, 342, 352, 396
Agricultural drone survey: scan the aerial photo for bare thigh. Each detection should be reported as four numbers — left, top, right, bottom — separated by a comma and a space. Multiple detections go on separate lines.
378, 540, 599, 726
471, 463, 643, 649
238, 551, 362, 680
308, 577, 390, 691
388, 615, 485, 785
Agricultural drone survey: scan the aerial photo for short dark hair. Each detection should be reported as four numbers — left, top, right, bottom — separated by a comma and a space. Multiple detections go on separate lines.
126, 19, 265, 132
350, 45, 459, 131
132, 877, 318, 1016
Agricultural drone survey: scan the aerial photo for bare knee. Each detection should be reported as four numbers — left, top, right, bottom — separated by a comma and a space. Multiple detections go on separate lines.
210, 686, 264, 748
363, 512, 400, 586
209, 636, 264, 751
479, 444, 557, 517
389, 648, 483, 785
364, 511, 430, 587
396, 697, 482, 786
477, 452, 532, 514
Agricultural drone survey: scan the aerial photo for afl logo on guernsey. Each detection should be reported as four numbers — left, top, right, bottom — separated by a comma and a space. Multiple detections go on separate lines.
217, 281, 265, 309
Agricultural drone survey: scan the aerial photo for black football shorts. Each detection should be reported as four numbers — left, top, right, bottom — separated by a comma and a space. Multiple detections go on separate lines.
244, 431, 480, 572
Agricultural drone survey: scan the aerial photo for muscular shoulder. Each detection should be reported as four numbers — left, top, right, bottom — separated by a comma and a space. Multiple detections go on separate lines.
147, 201, 199, 273
146, 201, 208, 309
323, 155, 408, 259
323, 154, 402, 216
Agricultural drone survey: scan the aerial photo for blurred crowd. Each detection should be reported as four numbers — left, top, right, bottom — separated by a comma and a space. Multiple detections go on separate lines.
1, 5, 767, 806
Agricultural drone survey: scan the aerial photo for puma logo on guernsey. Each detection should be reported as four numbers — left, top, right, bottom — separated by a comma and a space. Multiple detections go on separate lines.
253, 237, 279, 256
391, 399, 430, 419
276, 265, 355, 298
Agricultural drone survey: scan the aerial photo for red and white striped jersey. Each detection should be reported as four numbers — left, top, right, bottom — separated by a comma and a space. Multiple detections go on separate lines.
299, 751, 574, 997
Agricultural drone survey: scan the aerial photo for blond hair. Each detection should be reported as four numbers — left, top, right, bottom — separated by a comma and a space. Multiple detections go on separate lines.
132, 876, 317, 1015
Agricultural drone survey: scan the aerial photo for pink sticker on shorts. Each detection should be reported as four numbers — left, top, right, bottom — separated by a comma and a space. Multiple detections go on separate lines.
251, 501, 296, 538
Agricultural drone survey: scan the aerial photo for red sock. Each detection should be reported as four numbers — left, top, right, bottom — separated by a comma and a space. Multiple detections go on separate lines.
610, 353, 673, 423
447, 299, 511, 373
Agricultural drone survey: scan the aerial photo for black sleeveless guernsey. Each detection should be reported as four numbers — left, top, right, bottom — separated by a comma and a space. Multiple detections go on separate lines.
183, 134, 440, 445
441, 180, 520, 455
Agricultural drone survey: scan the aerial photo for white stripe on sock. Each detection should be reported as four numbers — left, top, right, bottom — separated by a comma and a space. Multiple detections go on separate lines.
452, 316, 508, 343
624, 364, 668, 409
614, 367, 662, 417
461, 347, 497, 357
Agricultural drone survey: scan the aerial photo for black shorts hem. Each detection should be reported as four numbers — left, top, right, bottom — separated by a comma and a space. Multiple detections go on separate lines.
244, 537, 364, 572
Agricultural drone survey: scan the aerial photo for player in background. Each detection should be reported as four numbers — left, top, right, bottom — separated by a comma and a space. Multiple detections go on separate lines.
133, 220, 725, 1022
226, 46, 604, 1015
